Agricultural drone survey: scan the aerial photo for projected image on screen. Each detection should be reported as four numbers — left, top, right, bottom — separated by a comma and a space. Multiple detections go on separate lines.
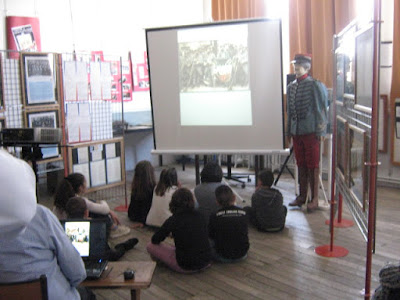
178, 24, 252, 126
65, 221, 90, 257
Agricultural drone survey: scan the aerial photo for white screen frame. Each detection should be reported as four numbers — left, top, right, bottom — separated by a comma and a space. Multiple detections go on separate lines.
146, 18, 285, 154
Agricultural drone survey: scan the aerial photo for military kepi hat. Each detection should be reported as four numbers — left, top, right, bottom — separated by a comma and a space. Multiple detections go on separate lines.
291, 53, 312, 64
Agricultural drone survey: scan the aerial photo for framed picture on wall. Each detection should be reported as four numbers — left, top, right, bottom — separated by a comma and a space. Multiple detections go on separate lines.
27, 109, 58, 128
378, 95, 388, 153
355, 25, 374, 109
21, 53, 57, 106
348, 124, 368, 211
26, 108, 60, 159
391, 98, 400, 166
0, 55, 4, 113
336, 116, 349, 182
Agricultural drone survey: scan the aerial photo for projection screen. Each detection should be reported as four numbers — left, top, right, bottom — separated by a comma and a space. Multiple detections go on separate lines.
146, 18, 285, 154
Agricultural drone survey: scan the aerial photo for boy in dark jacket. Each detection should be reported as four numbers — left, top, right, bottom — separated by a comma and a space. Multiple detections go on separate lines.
209, 185, 249, 263
244, 170, 287, 232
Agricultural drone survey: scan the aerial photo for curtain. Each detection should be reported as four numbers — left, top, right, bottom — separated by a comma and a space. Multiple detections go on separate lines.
288, 0, 354, 88
334, 0, 357, 34
211, 0, 266, 20
212, 0, 356, 88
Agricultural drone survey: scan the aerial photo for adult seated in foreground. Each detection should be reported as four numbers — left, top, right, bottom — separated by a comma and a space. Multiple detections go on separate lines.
244, 170, 287, 232
209, 185, 249, 263
0, 150, 95, 300
65, 197, 139, 261
194, 161, 224, 228
147, 188, 212, 273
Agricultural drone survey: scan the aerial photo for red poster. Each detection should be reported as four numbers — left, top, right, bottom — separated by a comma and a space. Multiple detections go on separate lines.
110, 60, 133, 102
6, 16, 41, 59
90, 51, 133, 102
133, 51, 150, 92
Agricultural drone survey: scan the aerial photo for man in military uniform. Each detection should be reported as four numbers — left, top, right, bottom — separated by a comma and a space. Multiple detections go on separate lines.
286, 54, 328, 212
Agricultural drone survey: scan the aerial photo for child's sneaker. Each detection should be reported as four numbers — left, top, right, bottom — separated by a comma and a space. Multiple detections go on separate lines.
109, 224, 130, 239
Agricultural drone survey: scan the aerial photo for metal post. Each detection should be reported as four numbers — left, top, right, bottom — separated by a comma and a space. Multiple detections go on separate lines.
364, 1, 381, 298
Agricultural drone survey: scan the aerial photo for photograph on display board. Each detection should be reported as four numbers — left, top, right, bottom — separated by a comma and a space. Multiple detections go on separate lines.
392, 99, 400, 165
6, 16, 41, 59
133, 51, 149, 92
335, 51, 355, 102
378, 95, 388, 153
109, 60, 133, 102
396, 101, 400, 139
336, 116, 349, 182
355, 25, 373, 109
0, 56, 3, 112
90, 51, 133, 102
348, 124, 368, 211
26, 109, 59, 159
21, 53, 57, 105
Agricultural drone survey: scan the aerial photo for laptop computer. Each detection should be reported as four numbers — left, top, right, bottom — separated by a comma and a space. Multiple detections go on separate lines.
61, 219, 109, 279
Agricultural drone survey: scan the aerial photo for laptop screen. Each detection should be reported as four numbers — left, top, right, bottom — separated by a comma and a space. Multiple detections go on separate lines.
61, 219, 107, 259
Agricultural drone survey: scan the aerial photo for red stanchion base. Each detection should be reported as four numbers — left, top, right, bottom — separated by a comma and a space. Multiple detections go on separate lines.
315, 245, 349, 257
114, 205, 128, 212
325, 218, 354, 228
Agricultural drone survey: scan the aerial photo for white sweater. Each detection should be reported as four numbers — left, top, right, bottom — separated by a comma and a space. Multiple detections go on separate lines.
145, 186, 177, 227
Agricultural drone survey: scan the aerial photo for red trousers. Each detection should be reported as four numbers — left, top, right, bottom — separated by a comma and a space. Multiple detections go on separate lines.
292, 133, 320, 169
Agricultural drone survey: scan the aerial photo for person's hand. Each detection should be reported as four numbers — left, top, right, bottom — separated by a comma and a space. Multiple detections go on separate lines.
109, 210, 121, 225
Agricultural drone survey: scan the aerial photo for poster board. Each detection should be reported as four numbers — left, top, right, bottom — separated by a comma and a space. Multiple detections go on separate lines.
68, 137, 125, 192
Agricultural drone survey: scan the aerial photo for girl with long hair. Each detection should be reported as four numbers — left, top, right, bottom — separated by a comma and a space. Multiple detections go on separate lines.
128, 160, 156, 227
146, 167, 179, 227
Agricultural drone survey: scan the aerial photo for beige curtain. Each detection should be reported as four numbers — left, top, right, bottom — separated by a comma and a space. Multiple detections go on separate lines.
212, 0, 356, 88
334, 0, 357, 33
289, 0, 356, 88
211, 0, 266, 20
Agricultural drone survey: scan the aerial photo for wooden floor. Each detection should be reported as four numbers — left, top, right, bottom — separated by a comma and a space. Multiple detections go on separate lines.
42, 164, 400, 300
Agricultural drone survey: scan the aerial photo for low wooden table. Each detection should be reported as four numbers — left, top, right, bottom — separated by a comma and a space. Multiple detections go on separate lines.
81, 261, 156, 300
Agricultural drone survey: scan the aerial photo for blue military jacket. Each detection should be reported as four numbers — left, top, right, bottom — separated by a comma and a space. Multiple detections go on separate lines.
286, 75, 328, 137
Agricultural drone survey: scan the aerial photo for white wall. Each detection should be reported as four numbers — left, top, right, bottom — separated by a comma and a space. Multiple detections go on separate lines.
0, 0, 209, 169
0, 0, 209, 115
1, 0, 207, 54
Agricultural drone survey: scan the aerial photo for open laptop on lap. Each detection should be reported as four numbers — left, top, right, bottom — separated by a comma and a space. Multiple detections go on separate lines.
61, 219, 109, 279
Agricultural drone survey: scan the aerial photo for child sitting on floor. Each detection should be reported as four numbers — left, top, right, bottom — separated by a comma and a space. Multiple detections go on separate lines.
53, 173, 130, 239
128, 160, 156, 227
209, 185, 249, 263
146, 167, 179, 227
146, 188, 211, 273
244, 170, 287, 232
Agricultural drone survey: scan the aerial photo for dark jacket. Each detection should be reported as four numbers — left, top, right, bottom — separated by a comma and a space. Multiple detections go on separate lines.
251, 187, 286, 231
286, 75, 328, 137
209, 205, 249, 259
128, 189, 153, 224
152, 209, 211, 270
